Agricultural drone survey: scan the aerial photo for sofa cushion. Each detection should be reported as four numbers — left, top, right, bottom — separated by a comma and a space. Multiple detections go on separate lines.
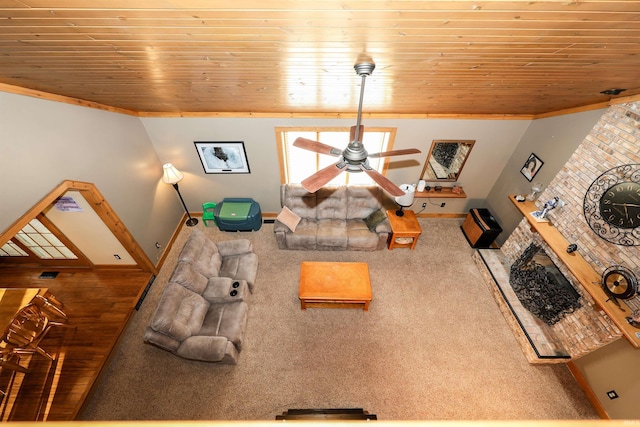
281, 184, 317, 219
178, 230, 221, 277
150, 283, 210, 341
219, 252, 259, 293
276, 206, 301, 231
316, 186, 347, 219
346, 185, 383, 219
199, 301, 248, 350
169, 261, 208, 294
316, 218, 348, 249
282, 218, 318, 250
216, 239, 253, 257
178, 229, 207, 263
363, 209, 387, 232
347, 219, 381, 250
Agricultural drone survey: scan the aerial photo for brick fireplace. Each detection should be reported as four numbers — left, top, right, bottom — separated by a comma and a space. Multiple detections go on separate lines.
476, 102, 640, 364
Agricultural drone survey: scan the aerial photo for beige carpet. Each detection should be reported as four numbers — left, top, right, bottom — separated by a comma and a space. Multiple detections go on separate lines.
80, 218, 597, 421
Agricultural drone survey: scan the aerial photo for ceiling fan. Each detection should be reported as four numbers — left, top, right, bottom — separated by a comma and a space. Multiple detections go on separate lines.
293, 61, 421, 197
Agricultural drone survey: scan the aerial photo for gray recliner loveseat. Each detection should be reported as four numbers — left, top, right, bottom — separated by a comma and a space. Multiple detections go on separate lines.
274, 184, 395, 251
143, 229, 258, 364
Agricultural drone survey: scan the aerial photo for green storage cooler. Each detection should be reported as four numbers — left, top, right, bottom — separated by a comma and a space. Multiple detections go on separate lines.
214, 198, 262, 231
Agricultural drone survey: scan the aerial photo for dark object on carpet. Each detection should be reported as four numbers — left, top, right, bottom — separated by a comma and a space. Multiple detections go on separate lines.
276, 408, 377, 421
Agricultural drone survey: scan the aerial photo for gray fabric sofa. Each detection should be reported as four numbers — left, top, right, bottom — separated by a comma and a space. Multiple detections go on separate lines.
143, 229, 258, 364
274, 184, 395, 251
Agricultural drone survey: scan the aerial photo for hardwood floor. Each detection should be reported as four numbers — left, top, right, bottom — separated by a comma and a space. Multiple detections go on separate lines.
0, 267, 152, 421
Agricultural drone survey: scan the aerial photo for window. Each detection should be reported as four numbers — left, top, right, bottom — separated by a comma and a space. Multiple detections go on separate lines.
276, 127, 396, 186
0, 216, 89, 267
13, 218, 77, 259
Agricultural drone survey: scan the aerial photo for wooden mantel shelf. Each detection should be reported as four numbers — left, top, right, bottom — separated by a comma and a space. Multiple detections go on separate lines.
509, 195, 640, 348
414, 187, 466, 198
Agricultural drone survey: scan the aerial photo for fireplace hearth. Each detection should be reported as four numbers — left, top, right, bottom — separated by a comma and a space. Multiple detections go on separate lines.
509, 244, 581, 326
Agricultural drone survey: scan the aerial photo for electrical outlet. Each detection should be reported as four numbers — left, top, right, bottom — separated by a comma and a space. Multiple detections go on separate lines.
606, 390, 619, 400
155, 242, 161, 249
440, 202, 446, 208
422, 202, 427, 208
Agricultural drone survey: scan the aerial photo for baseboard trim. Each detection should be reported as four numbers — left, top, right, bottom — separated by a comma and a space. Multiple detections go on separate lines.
416, 212, 467, 218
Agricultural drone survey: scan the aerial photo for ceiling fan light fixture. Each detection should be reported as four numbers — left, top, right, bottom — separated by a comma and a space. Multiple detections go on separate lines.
600, 88, 627, 96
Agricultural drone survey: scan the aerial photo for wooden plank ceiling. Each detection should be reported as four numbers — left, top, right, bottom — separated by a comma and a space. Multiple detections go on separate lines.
1, 1, 640, 116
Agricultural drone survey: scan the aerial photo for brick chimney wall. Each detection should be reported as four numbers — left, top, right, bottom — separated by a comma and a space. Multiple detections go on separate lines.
499, 102, 640, 357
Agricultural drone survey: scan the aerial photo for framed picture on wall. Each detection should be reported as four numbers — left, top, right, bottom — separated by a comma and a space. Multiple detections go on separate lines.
520, 152, 543, 182
194, 141, 251, 174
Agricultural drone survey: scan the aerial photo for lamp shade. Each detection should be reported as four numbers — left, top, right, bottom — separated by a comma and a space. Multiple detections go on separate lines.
162, 163, 184, 184
394, 184, 415, 207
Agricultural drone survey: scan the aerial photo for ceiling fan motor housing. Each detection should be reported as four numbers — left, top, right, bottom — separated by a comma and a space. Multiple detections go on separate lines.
354, 62, 375, 76
342, 143, 368, 169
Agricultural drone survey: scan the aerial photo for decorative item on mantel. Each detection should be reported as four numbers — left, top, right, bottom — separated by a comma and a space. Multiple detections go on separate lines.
530, 196, 564, 222
627, 310, 640, 328
526, 181, 543, 202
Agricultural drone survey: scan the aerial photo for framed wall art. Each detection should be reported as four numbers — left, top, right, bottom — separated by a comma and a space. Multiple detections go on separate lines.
520, 152, 543, 182
194, 141, 251, 174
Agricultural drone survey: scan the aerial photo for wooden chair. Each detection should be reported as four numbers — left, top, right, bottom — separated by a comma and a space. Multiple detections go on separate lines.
1, 303, 68, 362
33, 294, 67, 321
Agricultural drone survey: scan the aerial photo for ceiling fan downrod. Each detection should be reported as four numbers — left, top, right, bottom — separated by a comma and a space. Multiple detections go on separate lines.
352, 62, 375, 144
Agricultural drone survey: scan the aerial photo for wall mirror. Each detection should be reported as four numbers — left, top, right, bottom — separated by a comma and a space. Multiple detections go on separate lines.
420, 139, 475, 182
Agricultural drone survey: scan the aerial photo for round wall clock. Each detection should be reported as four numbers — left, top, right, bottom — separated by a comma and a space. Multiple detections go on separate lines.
583, 163, 640, 246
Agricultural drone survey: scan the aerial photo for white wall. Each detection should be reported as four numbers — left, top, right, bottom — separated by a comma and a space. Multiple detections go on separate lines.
43, 191, 136, 265
141, 117, 531, 214
0, 91, 181, 259
575, 338, 640, 419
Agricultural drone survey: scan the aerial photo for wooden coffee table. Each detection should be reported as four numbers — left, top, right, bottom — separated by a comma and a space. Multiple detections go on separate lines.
299, 262, 372, 311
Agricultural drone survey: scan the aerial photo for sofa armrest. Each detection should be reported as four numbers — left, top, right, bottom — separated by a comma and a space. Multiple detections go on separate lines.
375, 219, 392, 234
273, 219, 290, 233
216, 239, 253, 256
177, 336, 239, 364
143, 327, 180, 352
202, 277, 251, 303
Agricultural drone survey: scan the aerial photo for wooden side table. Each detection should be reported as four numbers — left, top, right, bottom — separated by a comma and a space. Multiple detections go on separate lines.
386, 210, 422, 250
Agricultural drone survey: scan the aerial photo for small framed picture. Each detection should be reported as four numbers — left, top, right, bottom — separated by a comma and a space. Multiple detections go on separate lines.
194, 141, 251, 174
520, 153, 543, 182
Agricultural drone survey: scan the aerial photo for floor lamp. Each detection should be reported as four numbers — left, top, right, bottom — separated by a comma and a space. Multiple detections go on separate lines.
162, 163, 198, 227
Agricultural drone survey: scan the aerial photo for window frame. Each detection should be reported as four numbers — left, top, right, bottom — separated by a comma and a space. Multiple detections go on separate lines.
0, 214, 91, 267
275, 126, 397, 186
